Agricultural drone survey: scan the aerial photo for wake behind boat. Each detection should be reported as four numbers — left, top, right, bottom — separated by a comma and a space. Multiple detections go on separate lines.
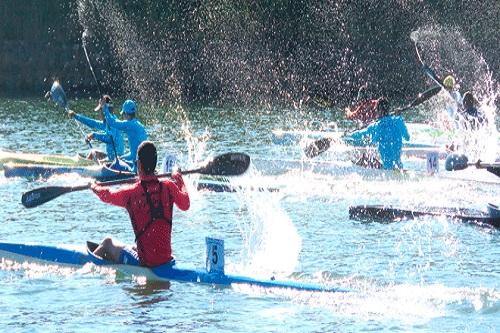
0, 238, 350, 294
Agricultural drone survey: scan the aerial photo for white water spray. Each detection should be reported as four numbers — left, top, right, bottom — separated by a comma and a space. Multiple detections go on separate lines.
411, 25, 499, 160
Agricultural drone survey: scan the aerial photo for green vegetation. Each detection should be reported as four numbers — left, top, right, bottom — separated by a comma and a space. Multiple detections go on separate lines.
1, 0, 498, 107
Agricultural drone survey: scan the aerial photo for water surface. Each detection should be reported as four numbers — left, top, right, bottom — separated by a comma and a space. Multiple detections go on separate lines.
0, 98, 498, 332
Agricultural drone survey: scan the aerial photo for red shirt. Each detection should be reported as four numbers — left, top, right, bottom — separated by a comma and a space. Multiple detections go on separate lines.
92, 174, 190, 267
345, 99, 380, 123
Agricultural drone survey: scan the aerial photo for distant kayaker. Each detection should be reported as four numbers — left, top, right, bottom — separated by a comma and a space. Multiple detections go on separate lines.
347, 97, 410, 170
440, 75, 463, 129
458, 91, 486, 130
439, 77, 486, 130
90, 141, 190, 267
103, 98, 148, 171
68, 95, 124, 161
344, 84, 381, 125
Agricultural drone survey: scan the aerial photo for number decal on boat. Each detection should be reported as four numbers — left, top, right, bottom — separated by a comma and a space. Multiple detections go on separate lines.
205, 237, 225, 274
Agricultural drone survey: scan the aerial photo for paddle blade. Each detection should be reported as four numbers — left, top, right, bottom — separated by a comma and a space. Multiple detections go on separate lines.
50, 81, 68, 109
196, 153, 250, 176
445, 154, 469, 171
409, 86, 441, 107
22, 184, 90, 208
304, 138, 332, 158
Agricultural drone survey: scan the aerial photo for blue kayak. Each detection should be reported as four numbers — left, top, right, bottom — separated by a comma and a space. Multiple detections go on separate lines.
0, 240, 350, 293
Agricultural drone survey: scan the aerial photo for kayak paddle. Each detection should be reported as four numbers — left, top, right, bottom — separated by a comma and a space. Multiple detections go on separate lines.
304, 87, 440, 159
21, 152, 251, 208
81, 29, 119, 161
82, 30, 104, 96
445, 153, 500, 177
393, 86, 441, 114
414, 42, 446, 90
48, 81, 94, 150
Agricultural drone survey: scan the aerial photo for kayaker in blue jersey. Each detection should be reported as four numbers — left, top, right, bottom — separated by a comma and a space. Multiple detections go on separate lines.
68, 95, 124, 161
348, 98, 410, 170
103, 99, 148, 171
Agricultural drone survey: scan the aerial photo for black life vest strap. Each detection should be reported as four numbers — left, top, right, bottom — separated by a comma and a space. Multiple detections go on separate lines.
133, 180, 170, 243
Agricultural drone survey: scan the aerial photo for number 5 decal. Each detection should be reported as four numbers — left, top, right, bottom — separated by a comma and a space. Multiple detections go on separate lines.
206, 237, 225, 274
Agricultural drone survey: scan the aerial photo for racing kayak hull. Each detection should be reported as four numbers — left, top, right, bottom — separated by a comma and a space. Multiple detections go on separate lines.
252, 158, 418, 180
3, 162, 133, 182
0, 151, 95, 169
349, 204, 500, 228
3, 164, 278, 193
272, 123, 453, 146
252, 157, 500, 184
0, 242, 349, 293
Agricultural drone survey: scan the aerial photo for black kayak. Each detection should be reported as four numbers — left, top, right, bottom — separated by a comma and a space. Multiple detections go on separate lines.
349, 204, 500, 228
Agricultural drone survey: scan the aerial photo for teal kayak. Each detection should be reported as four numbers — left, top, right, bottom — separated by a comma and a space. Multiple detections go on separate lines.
0, 239, 350, 293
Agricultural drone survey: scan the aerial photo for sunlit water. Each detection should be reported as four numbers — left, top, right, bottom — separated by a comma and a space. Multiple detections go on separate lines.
0, 98, 498, 332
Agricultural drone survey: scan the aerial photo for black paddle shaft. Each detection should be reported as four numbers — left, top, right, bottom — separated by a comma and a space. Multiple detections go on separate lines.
21, 152, 251, 208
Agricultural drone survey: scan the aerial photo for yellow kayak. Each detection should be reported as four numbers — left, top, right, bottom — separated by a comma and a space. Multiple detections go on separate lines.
0, 150, 96, 169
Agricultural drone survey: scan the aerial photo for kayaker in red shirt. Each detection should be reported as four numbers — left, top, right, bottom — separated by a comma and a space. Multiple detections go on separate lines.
345, 99, 380, 123
344, 84, 381, 124
90, 141, 190, 267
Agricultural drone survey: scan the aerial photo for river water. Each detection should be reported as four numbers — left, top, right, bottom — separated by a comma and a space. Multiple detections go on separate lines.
0, 97, 498, 332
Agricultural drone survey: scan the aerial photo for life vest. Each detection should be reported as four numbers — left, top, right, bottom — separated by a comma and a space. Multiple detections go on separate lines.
345, 99, 379, 123
127, 179, 174, 267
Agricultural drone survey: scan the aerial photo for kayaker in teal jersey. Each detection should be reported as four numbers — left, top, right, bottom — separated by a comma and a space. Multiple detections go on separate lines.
68, 95, 124, 161
348, 98, 410, 170
103, 99, 148, 171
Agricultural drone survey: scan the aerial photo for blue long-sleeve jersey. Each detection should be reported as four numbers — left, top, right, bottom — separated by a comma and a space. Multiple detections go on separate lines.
74, 112, 124, 160
348, 115, 410, 170
103, 105, 148, 168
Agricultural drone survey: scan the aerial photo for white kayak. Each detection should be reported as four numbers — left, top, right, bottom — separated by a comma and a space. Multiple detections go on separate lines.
271, 123, 452, 146
271, 123, 454, 160
251, 157, 500, 184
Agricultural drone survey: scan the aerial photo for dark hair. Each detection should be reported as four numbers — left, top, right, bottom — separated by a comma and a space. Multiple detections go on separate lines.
377, 97, 390, 115
462, 91, 475, 108
137, 141, 157, 175
102, 95, 112, 104
102, 95, 114, 113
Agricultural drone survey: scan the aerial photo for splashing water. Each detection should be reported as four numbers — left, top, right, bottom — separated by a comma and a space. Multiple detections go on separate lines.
77, 0, 213, 163
411, 25, 499, 160
232, 167, 302, 277
77, 0, 181, 105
